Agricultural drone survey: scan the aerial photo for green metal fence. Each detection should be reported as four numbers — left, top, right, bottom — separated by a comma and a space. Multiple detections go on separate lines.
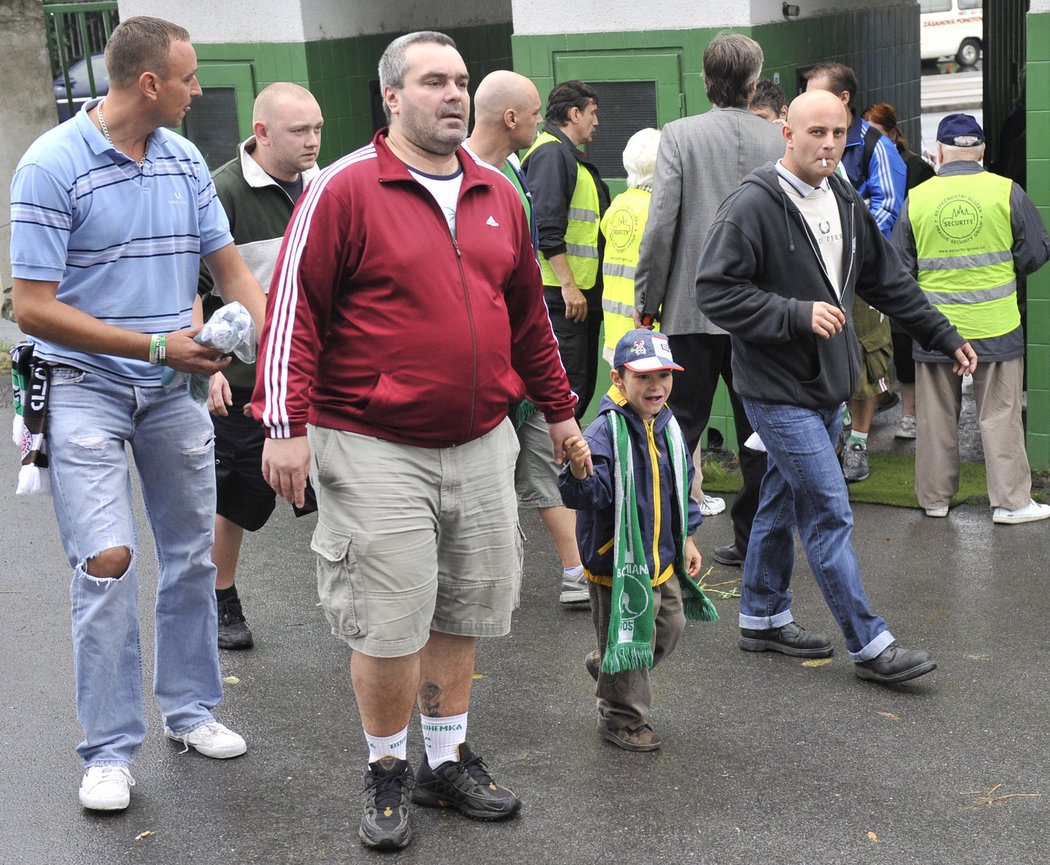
45, 1, 119, 120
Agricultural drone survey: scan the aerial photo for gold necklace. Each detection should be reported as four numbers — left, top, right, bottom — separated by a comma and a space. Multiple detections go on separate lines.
97, 99, 149, 168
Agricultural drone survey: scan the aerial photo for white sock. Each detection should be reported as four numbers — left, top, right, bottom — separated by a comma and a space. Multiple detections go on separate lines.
364, 725, 408, 763
562, 564, 584, 580
849, 430, 869, 446
421, 712, 468, 768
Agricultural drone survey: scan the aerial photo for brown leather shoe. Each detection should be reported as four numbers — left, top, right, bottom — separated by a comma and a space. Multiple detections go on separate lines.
584, 650, 600, 682
599, 723, 661, 752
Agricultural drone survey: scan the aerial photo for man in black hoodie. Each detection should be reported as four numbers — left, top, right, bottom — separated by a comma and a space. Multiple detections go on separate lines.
695, 90, 977, 684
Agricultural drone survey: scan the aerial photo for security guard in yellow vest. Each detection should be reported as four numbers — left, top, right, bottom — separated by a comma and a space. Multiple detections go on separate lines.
600, 128, 661, 364
891, 113, 1050, 525
522, 80, 610, 419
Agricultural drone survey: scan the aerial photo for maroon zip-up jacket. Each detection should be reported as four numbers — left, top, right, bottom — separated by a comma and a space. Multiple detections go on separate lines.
254, 128, 576, 446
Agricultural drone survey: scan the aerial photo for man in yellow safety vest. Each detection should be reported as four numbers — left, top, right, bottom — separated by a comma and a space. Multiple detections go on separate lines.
892, 113, 1050, 525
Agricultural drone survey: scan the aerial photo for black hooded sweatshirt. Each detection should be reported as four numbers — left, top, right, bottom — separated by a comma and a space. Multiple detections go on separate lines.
695, 162, 965, 410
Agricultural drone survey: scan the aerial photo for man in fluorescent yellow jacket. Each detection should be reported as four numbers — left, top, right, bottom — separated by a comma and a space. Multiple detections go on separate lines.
891, 113, 1050, 525
523, 80, 610, 419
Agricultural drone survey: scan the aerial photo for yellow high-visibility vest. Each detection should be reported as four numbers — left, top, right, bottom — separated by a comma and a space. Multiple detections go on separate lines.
600, 187, 655, 350
524, 131, 600, 289
909, 170, 1018, 339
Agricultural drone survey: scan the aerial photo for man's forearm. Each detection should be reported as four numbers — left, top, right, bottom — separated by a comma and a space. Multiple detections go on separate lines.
547, 253, 578, 291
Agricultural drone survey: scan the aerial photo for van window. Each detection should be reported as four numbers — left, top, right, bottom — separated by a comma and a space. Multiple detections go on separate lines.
921, 0, 951, 12
959, 0, 982, 9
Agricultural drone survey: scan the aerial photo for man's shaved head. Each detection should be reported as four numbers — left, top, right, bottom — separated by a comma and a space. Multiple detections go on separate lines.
468, 69, 543, 158
474, 70, 540, 123
253, 82, 318, 124
782, 89, 849, 187
786, 88, 848, 130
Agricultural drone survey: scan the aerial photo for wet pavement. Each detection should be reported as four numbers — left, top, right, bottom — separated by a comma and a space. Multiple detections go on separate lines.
1, 323, 1046, 864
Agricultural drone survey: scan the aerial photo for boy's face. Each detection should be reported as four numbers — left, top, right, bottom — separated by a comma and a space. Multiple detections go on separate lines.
612, 368, 674, 420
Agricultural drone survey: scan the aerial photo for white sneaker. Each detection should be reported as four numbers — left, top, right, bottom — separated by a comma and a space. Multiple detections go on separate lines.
699, 495, 726, 517
559, 568, 590, 606
925, 506, 949, 518
79, 765, 135, 810
992, 500, 1050, 525
166, 721, 247, 759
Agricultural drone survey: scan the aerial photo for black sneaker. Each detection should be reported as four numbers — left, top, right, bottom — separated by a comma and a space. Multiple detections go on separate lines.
359, 756, 413, 850
217, 594, 254, 650
412, 743, 521, 820
739, 621, 833, 658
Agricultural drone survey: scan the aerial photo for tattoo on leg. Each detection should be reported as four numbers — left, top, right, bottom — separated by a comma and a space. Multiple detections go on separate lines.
419, 681, 441, 716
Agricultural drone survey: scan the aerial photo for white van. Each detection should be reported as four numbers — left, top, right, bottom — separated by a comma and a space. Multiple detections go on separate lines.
920, 0, 983, 67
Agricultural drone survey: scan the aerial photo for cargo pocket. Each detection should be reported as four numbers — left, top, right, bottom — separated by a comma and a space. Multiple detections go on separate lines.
512, 522, 525, 610
311, 521, 363, 638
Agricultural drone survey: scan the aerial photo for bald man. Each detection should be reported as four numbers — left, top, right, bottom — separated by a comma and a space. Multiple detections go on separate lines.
198, 82, 324, 649
465, 72, 589, 607
695, 90, 976, 685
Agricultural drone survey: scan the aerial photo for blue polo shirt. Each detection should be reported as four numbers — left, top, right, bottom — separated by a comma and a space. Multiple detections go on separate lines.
10, 99, 233, 385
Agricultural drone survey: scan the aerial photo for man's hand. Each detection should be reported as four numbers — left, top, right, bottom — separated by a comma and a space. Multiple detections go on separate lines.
811, 301, 846, 339
164, 326, 233, 375
549, 418, 592, 474
563, 434, 593, 479
633, 309, 656, 329
952, 342, 978, 376
262, 436, 311, 508
561, 283, 588, 322
208, 371, 233, 416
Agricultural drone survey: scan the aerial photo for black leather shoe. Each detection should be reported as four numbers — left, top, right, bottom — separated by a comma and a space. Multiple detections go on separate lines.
854, 642, 936, 684
739, 621, 833, 658
713, 543, 745, 566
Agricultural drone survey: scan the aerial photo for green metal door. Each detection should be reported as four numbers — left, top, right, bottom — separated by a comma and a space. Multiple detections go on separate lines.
553, 50, 683, 196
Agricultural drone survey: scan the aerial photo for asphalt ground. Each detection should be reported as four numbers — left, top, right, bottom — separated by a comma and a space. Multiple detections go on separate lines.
2, 357, 1047, 864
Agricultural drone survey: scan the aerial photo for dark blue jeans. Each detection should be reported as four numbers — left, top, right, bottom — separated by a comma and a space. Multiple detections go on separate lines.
740, 399, 893, 661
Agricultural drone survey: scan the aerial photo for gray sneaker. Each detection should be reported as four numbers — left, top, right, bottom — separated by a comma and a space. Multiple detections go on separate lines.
559, 569, 590, 606
841, 442, 869, 482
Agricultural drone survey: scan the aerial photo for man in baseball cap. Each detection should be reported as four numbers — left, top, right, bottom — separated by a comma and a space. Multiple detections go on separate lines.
892, 111, 1050, 525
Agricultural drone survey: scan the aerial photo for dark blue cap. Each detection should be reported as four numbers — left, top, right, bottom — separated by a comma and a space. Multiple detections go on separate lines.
936, 113, 985, 147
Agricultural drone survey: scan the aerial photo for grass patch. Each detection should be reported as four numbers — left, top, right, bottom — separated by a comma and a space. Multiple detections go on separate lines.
701, 451, 1001, 510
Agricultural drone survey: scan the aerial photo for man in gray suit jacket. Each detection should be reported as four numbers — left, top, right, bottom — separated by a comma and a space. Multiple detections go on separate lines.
635, 33, 783, 567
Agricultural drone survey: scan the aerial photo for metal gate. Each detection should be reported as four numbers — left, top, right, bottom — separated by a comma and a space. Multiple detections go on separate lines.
45, 1, 120, 122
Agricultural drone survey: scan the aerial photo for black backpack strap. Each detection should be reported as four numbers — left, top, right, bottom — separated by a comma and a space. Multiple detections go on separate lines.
860, 124, 882, 183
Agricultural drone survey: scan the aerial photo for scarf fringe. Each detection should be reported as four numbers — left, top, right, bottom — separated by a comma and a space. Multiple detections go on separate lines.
683, 591, 719, 623
601, 644, 655, 676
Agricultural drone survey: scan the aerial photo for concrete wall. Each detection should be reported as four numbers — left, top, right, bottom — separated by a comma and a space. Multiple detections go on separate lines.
122, 0, 511, 43
1, 0, 61, 322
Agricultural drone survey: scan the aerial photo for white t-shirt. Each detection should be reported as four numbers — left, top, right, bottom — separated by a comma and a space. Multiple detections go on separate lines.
775, 161, 844, 299
409, 166, 463, 236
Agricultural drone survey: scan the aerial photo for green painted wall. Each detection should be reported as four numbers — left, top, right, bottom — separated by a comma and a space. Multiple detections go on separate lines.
1026, 11, 1050, 469
197, 23, 512, 168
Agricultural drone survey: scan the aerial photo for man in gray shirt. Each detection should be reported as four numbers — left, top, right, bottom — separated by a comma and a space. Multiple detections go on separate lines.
635, 33, 783, 567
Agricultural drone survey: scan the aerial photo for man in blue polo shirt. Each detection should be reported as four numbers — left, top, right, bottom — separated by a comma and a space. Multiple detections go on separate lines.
9, 16, 265, 812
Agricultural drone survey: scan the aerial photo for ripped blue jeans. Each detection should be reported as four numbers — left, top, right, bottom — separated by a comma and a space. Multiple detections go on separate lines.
47, 366, 223, 767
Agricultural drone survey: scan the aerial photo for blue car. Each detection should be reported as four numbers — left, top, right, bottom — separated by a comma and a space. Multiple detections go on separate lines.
54, 53, 109, 122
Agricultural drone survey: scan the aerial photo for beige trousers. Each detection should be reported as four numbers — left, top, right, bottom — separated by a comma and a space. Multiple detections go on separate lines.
915, 358, 1031, 511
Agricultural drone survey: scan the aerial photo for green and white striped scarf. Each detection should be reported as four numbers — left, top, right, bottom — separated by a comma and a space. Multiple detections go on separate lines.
601, 410, 719, 675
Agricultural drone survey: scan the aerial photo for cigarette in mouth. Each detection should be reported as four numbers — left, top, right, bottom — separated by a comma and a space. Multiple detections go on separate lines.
822, 158, 828, 168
